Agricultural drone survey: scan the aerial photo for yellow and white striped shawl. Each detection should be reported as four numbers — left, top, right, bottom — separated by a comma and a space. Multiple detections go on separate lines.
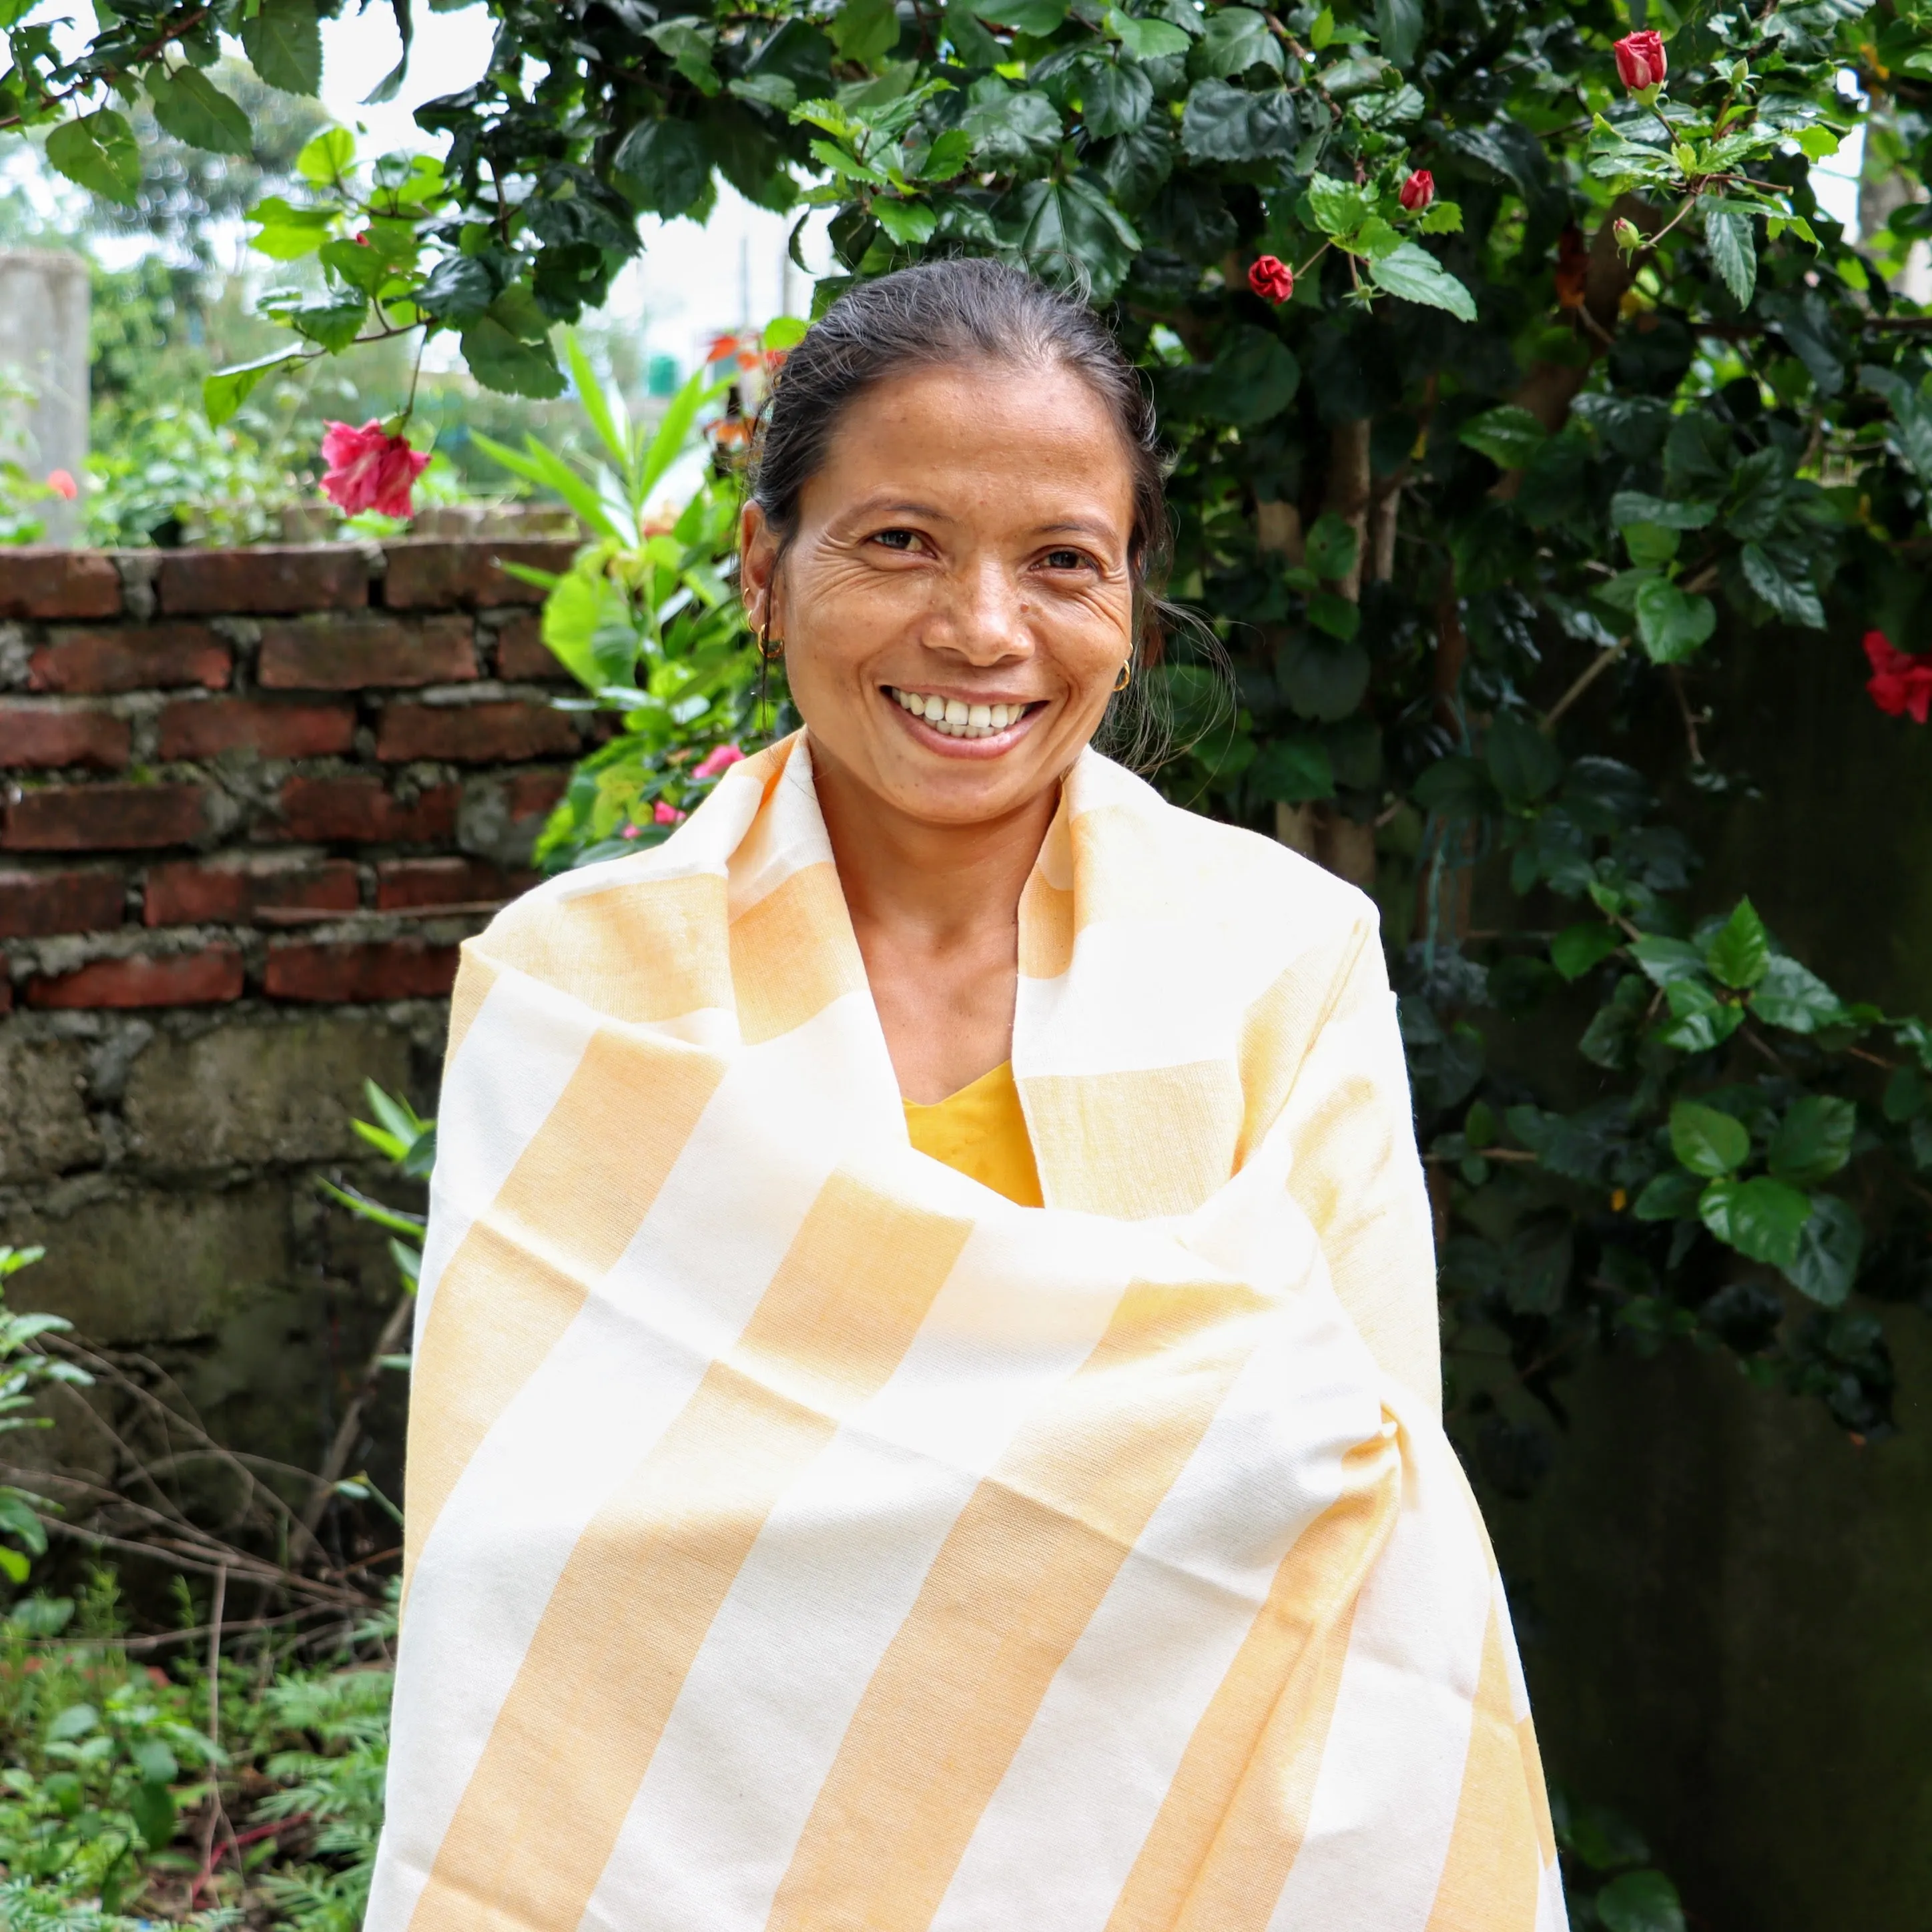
368, 733, 1564, 1932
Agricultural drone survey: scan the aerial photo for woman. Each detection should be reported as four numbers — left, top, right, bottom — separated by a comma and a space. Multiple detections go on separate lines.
367, 260, 1562, 1932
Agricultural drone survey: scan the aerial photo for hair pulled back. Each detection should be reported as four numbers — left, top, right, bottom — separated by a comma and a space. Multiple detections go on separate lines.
748, 259, 1173, 671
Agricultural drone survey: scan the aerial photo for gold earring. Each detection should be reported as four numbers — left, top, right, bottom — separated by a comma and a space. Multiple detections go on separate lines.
1112, 658, 1133, 693
758, 617, 785, 661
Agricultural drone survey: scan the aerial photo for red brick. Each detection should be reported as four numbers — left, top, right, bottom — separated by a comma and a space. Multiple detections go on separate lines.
505, 767, 571, 820
380, 540, 578, 611
374, 856, 534, 910
27, 945, 244, 1010
492, 613, 570, 683
0, 703, 131, 771
2, 783, 212, 852
376, 700, 579, 765
30, 624, 231, 695
264, 936, 459, 1002
144, 855, 360, 927
0, 867, 125, 938
157, 698, 356, 761
0, 550, 121, 621
260, 775, 458, 846
258, 613, 478, 691
155, 547, 368, 617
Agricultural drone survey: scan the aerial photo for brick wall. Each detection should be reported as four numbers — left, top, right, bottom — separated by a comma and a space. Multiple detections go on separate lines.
0, 539, 583, 1478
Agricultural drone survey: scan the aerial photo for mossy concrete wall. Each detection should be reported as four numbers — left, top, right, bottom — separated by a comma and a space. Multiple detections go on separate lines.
1486, 628, 1932, 1931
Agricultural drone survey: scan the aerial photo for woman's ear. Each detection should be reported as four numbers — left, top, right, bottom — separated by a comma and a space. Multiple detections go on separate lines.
740, 501, 779, 635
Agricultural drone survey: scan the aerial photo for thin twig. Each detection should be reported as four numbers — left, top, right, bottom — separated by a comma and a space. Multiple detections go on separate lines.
304, 1291, 416, 1538
1542, 635, 1632, 730
1668, 663, 1704, 763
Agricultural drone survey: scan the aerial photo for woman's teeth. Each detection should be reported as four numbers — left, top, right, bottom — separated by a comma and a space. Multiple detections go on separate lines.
890, 688, 1028, 739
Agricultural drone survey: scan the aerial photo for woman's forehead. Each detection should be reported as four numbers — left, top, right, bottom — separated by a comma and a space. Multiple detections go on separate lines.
814, 360, 1137, 509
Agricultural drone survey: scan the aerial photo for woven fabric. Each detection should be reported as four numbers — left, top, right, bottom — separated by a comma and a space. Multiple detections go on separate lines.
368, 733, 1565, 1932
902, 1061, 1044, 1207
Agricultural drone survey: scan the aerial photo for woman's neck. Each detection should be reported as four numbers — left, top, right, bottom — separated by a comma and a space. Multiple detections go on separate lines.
810, 736, 1063, 1102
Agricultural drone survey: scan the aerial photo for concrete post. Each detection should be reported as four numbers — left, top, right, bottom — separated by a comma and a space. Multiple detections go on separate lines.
0, 250, 90, 547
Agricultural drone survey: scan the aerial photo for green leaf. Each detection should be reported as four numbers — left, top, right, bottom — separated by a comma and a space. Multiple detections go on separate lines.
146, 65, 252, 155
1612, 490, 1716, 531
1739, 543, 1825, 628
461, 315, 566, 399
1188, 5, 1281, 78
1630, 936, 1705, 986
1084, 59, 1153, 139
1106, 7, 1191, 56
1670, 1098, 1750, 1178
1199, 322, 1299, 427
1459, 405, 1546, 468
246, 194, 335, 260
1417, 198, 1463, 234
1704, 204, 1756, 308
1753, 954, 1846, 1033
1276, 633, 1369, 721
416, 252, 497, 326
297, 125, 355, 184
0, 1547, 28, 1586
874, 198, 939, 244
1552, 922, 1622, 980
240, 0, 324, 95
1368, 241, 1476, 318
1700, 1175, 1812, 1268
130, 1737, 179, 1785
832, 0, 901, 65
1305, 174, 1370, 236
129, 1779, 176, 1853
47, 1704, 97, 1742
318, 236, 388, 298
765, 315, 810, 351
1768, 1094, 1856, 1183
974, 0, 1072, 31
612, 119, 713, 218
1634, 577, 1716, 663
541, 566, 643, 690
999, 173, 1142, 302
1633, 1169, 1704, 1220
1486, 712, 1563, 804
1181, 78, 1298, 162
1249, 733, 1334, 802
288, 294, 368, 352
1411, 753, 1491, 818
45, 111, 142, 204
1783, 1194, 1863, 1307
1304, 511, 1357, 581
1306, 591, 1359, 641
1596, 1869, 1686, 1932
1702, 898, 1770, 990
202, 350, 305, 427
1657, 978, 1744, 1053
1373, 0, 1422, 65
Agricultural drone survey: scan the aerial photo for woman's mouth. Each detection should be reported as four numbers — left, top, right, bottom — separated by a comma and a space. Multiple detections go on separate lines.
886, 685, 1042, 743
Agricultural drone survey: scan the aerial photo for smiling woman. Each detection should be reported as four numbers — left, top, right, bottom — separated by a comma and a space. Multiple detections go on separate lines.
366, 261, 1563, 1932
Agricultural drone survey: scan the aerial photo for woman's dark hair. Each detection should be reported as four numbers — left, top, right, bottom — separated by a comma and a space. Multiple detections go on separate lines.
748, 259, 1175, 679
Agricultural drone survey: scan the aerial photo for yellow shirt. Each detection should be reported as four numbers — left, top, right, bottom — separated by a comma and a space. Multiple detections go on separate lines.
902, 1060, 1044, 1209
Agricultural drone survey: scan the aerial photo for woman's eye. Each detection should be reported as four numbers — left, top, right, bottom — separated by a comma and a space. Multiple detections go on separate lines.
873, 529, 920, 552
1042, 548, 1089, 571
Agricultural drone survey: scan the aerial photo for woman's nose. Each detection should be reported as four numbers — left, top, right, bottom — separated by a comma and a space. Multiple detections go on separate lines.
934, 555, 1031, 663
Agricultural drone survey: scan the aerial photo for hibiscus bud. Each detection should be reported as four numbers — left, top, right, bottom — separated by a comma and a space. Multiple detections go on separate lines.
1399, 169, 1434, 214
1248, 255, 1294, 304
1613, 217, 1643, 256
45, 468, 77, 501
1613, 29, 1666, 92
318, 419, 432, 520
653, 799, 689, 825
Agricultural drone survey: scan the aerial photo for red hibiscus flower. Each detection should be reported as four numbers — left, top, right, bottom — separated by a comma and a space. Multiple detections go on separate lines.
1249, 255, 1293, 304
318, 420, 432, 519
692, 742, 745, 781
45, 468, 77, 501
1864, 631, 1932, 723
1614, 29, 1666, 91
1399, 169, 1434, 213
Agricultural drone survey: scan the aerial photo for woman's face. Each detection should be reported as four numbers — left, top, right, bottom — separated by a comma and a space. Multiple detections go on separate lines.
741, 358, 1137, 828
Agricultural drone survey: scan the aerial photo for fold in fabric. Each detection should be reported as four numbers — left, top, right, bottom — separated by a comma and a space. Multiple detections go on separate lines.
366, 735, 1565, 1932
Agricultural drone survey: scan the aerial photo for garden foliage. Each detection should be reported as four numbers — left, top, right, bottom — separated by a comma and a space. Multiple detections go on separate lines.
14, 0, 1932, 1672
